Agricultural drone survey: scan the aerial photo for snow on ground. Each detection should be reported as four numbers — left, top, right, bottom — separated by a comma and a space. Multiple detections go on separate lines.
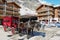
0, 27, 28, 40
49, 36, 60, 40
0, 27, 11, 40
0, 26, 60, 40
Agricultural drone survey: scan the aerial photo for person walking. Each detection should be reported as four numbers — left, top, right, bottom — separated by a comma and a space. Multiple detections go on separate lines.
41, 21, 45, 31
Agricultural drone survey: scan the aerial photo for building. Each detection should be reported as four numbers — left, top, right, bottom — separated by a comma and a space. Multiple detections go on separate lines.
36, 4, 54, 23
0, 0, 21, 25
6, 0, 21, 16
54, 6, 60, 22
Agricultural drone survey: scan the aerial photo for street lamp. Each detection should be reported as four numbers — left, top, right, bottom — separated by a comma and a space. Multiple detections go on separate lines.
4, 1, 6, 16
47, 4, 54, 26
47, 7, 50, 25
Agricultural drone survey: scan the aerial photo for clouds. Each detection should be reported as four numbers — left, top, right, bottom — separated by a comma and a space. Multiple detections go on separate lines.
54, 5, 60, 7
38, 0, 60, 7
19, 5, 37, 16
38, 0, 52, 5
19, 0, 60, 16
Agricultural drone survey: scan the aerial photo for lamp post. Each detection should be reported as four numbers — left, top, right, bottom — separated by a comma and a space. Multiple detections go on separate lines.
3, 0, 7, 32
12, 0, 14, 16
47, 4, 54, 26
47, 6, 50, 25
4, 1, 6, 16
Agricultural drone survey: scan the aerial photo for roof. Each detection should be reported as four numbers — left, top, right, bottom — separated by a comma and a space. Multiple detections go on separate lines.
36, 4, 53, 11
40, 1, 53, 6
6, 0, 21, 8
7, 2, 21, 8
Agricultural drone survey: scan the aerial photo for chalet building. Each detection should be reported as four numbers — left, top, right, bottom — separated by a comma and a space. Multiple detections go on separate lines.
54, 6, 60, 21
36, 4, 54, 23
0, 0, 21, 25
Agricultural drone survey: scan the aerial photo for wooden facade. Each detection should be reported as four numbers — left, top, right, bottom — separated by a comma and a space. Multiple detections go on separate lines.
54, 6, 60, 21
0, 0, 21, 25
36, 4, 54, 21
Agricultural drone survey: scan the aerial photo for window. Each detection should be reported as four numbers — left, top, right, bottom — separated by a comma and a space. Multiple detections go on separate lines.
6, 13, 12, 16
38, 11, 48, 14
0, 8, 3, 10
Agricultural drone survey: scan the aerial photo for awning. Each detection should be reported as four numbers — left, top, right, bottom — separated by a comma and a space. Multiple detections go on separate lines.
20, 16, 37, 22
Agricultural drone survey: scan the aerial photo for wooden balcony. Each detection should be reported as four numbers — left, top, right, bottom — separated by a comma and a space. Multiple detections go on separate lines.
0, 9, 4, 14
38, 13, 54, 16
37, 8, 53, 12
0, 4, 5, 8
38, 17, 48, 20
6, 10, 19, 14
0, 9, 19, 15
6, 0, 20, 5
38, 16, 52, 20
6, 6, 20, 12
6, 0, 20, 8
0, 4, 20, 12
0, 0, 4, 4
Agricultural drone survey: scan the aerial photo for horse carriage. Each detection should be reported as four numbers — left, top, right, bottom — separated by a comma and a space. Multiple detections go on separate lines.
2, 16, 38, 35
2, 16, 19, 34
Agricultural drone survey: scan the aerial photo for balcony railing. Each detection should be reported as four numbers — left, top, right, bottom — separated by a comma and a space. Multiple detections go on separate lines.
6, 0, 20, 5
0, 9, 4, 14
6, 6, 20, 12
38, 12, 54, 16
6, 10, 19, 14
0, 4, 20, 12
38, 16, 52, 20
0, 9, 19, 14
39, 17, 48, 20
37, 8, 53, 12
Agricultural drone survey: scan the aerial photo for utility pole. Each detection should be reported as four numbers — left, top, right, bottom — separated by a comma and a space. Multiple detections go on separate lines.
4, 1, 6, 16
3, 0, 7, 32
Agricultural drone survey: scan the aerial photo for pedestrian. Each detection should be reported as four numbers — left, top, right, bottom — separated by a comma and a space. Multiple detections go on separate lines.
41, 21, 45, 30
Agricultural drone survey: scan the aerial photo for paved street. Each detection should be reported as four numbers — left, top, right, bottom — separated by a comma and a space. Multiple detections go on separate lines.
1, 26, 60, 40
0, 27, 11, 40
0, 26, 28, 40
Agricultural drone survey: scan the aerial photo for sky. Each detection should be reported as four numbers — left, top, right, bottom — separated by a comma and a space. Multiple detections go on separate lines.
40, 0, 60, 5
19, 5, 37, 15
20, 0, 60, 15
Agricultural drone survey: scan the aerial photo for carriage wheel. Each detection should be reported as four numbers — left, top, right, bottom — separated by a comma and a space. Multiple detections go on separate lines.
3, 26, 7, 32
11, 27, 15, 35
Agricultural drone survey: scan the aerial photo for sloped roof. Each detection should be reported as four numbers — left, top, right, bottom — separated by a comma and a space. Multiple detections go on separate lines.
36, 4, 53, 11
6, 0, 21, 8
